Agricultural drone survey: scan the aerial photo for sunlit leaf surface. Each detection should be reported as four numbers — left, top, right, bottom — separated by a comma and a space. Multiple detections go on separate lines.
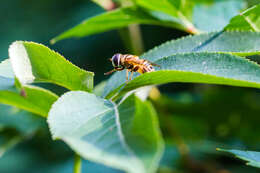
48, 91, 164, 173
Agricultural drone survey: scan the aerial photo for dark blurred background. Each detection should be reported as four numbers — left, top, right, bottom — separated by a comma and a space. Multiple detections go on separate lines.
1, 0, 260, 173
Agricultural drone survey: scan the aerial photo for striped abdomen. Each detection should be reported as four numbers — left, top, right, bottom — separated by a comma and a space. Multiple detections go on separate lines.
140, 60, 155, 73
121, 54, 155, 74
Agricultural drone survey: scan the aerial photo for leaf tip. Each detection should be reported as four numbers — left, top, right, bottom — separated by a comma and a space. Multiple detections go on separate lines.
8, 41, 35, 84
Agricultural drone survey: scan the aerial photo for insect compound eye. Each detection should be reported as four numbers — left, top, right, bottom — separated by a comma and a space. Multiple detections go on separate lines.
112, 53, 121, 67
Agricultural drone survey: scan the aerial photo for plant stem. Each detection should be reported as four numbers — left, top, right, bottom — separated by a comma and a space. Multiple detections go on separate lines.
127, 24, 144, 55
118, 24, 144, 55
74, 154, 82, 173
120, 0, 144, 55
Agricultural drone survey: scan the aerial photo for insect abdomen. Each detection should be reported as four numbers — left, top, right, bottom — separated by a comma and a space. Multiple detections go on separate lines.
121, 54, 155, 73
141, 60, 154, 73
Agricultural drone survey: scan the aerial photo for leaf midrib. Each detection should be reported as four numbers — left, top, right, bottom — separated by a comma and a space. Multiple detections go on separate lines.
243, 14, 260, 32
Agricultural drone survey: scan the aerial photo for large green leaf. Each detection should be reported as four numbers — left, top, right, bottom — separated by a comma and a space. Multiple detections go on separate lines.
0, 58, 58, 117
48, 91, 164, 173
136, 0, 179, 17
136, 0, 244, 32
218, 148, 260, 168
103, 53, 260, 98
135, 0, 198, 33
0, 85, 58, 117
0, 59, 49, 156
9, 41, 94, 92
247, 0, 260, 7
51, 7, 174, 43
225, 4, 260, 32
135, 0, 192, 19
51, 1, 246, 43
193, 0, 245, 32
103, 31, 260, 98
142, 31, 260, 61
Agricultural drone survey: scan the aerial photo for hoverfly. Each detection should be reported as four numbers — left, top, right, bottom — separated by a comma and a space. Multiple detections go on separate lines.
104, 53, 159, 82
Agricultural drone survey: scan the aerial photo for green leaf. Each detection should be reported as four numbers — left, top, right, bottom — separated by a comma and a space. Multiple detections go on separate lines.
136, 0, 198, 33
103, 31, 260, 98
142, 31, 260, 61
0, 85, 58, 117
225, 4, 260, 32
217, 148, 260, 168
9, 41, 94, 92
247, 0, 260, 7
0, 59, 50, 155
103, 53, 260, 98
193, 0, 245, 32
48, 91, 164, 173
51, 7, 173, 43
136, 0, 244, 33
0, 58, 58, 117
51, 1, 246, 43
136, 0, 180, 17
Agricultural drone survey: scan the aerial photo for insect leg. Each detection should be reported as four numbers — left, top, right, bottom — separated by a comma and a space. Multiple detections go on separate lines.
104, 69, 116, 75
126, 70, 129, 82
130, 71, 134, 80
104, 67, 124, 75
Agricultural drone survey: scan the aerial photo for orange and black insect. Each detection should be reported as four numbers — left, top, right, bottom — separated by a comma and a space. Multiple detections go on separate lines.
104, 53, 159, 82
